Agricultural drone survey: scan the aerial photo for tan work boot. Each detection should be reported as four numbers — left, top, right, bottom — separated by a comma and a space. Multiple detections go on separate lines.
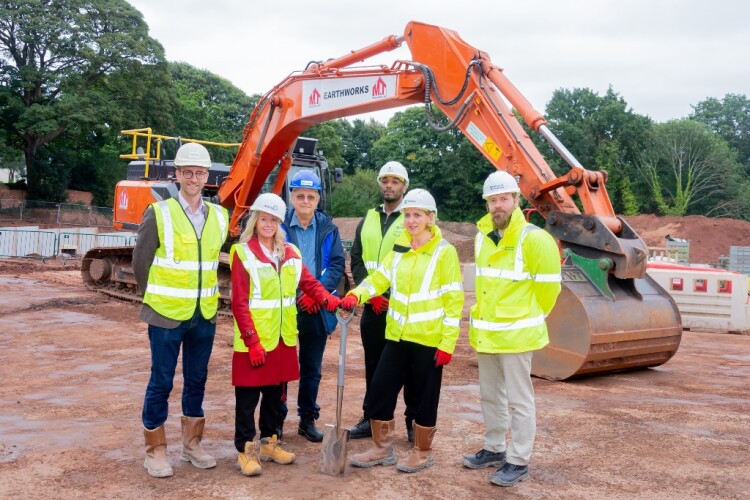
237, 441, 262, 476
350, 419, 397, 468
144, 425, 173, 478
180, 416, 217, 469
396, 423, 436, 473
259, 434, 296, 464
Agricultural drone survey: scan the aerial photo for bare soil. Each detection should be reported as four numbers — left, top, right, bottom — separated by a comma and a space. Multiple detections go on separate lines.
1, 258, 749, 499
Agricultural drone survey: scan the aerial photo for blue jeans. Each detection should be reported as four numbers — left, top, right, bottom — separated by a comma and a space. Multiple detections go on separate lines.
297, 326, 327, 419
142, 310, 216, 429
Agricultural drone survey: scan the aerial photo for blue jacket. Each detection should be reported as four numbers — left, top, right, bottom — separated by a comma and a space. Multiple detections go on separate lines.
283, 209, 345, 334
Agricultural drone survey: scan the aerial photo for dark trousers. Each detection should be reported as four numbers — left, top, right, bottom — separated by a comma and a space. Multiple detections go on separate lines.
360, 305, 417, 421
297, 323, 328, 419
234, 384, 282, 452
142, 310, 215, 429
365, 339, 443, 428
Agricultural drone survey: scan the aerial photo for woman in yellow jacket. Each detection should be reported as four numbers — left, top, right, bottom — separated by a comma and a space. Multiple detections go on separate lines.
340, 189, 464, 473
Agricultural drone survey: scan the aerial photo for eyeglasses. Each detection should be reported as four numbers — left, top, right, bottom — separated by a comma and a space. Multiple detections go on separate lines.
179, 169, 208, 179
293, 193, 318, 202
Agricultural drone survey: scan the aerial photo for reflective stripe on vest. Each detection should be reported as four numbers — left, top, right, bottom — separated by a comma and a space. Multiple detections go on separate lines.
143, 198, 228, 321
387, 240, 460, 328
231, 243, 303, 352
475, 226, 561, 284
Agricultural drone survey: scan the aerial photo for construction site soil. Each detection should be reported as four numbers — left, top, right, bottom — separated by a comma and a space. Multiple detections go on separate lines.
1, 253, 749, 499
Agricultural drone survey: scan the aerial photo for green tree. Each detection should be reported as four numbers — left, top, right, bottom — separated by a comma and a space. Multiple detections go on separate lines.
330, 168, 380, 217
0, 0, 168, 199
168, 62, 257, 164
341, 118, 385, 173
636, 119, 745, 217
540, 87, 653, 214
691, 94, 750, 172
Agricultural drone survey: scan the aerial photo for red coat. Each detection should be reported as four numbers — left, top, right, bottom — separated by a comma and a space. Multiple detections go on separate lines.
231, 237, 332, 387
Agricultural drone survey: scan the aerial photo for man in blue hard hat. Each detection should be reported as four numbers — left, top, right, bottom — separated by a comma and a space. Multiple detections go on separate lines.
281, 170, 345, 442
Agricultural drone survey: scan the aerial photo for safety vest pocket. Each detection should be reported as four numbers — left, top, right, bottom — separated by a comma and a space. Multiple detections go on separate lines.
494, 304, 530, 321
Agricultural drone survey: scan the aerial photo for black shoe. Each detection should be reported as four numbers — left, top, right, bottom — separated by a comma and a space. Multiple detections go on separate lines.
276, 409, 287, 440
405, 418, 414, 446
348, 416, 372, 439
490, 463, 529, 487
461, 448, 506, 469
298, 418, 323, 443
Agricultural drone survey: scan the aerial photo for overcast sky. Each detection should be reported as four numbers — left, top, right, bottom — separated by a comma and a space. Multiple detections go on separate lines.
127, 0, 749, 125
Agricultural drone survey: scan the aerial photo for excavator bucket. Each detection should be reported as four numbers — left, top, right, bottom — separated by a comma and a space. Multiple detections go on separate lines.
532, 258, 683, 380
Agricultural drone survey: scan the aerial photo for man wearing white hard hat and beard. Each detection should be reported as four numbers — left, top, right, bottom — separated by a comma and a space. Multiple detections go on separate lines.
460, 171, 561, 487
229, 193, 341, 477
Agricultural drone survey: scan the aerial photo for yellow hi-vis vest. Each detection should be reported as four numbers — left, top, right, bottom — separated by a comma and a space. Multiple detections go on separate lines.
350, 226, 464, 353
470, 208, 562, 354
361, 208, 404, 276
143, 198, 228, 321
230, 242, 303, 352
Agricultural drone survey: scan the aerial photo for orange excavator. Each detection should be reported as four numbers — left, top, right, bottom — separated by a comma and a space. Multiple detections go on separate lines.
82, 21, 682, 379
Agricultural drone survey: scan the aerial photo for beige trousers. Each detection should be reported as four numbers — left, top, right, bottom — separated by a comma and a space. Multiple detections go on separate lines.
477, 351, 536, 466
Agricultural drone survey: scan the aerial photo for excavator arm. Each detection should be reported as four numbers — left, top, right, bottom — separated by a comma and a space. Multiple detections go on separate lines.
221, 21, 681, 379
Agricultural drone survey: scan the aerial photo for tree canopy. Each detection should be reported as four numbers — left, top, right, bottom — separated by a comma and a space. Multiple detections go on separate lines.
0, 0, 169, 199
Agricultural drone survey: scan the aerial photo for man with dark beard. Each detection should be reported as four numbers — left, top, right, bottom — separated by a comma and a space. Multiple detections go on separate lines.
461, 170, 561, 487
347, 161, 416, 444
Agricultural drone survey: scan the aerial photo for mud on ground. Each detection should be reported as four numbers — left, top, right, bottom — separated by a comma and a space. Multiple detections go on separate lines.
1, 259, 749, 499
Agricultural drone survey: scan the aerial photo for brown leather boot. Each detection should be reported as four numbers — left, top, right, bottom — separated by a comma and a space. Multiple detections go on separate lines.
349, 419, 397, 468
180, 416, 217, 469
396, 423, 436, 473
144, 425, 173, 478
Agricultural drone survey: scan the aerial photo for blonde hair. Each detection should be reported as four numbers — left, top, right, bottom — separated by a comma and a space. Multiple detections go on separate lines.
240, 210, 287, 257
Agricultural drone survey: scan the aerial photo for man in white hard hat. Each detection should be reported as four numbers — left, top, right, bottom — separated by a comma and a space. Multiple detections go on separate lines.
348, 161, 417, 444
460, 170, 561, 487
133, 142, 229, 478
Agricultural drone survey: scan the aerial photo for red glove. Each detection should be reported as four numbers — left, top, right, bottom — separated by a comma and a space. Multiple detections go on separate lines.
323, 294, 341, 312
244, 332, 266, 367
339, 294, 358, 311
297, 294, 320, 314
369, 295, 389, 315
434, 349, 452, 367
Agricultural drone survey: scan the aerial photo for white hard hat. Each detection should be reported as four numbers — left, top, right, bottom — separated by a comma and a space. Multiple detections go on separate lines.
483, 170, 520, 198
402, 188, 437, 213
377, 161, 409, 186
174, 142, 212, 169
250, 193, 286, 220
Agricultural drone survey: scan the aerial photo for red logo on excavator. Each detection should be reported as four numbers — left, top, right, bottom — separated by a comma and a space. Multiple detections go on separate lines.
309, 88, 321, 107
372, 78, 387, 99
118, 189, 128, 210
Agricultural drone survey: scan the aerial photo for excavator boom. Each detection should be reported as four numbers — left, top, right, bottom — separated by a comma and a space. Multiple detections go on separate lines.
86, 21, 682, 379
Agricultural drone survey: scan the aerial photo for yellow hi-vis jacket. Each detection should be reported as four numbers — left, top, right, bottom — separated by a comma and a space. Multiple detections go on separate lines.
230, 242, 303, 352
143, 198, 228, 321
470, 207, 561, 354
349, 225, 464, 353
361, 208, 405, 275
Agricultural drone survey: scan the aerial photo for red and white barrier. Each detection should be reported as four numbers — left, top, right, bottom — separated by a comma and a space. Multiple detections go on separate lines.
647, 263, 749, 334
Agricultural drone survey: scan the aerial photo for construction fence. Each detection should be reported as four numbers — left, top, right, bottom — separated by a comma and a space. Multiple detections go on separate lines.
0, 199, 114, 227
0, 227, 136, 261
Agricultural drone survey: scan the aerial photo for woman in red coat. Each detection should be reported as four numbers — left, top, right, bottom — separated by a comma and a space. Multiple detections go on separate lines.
230, 193, 340, 476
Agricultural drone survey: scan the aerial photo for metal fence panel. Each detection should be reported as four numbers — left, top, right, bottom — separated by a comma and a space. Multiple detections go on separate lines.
0, 229, 58, 258
59, 232, 130, 256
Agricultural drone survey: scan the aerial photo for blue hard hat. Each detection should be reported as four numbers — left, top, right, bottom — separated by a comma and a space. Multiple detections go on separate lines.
290, 170, 322, 192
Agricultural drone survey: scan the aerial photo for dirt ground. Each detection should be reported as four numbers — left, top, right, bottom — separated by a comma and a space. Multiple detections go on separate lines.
1, 258, 749, 499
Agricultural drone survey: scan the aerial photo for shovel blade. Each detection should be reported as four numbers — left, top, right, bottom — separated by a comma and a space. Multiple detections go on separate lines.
320, 424, 350, 476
